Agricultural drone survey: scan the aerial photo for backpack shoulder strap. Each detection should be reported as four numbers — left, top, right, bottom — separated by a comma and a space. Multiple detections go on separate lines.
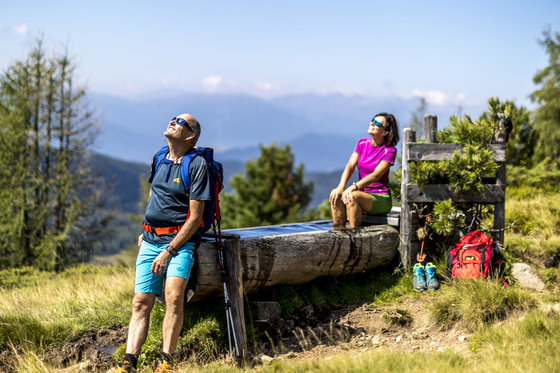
179, 147, 205, 192
150, 146, 170, 180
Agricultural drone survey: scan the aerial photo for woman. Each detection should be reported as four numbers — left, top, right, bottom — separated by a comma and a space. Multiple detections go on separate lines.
329, 113, 399, 228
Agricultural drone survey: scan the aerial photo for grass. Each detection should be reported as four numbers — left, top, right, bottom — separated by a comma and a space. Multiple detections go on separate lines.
505, 188, 560, 254
504, 187, 560, 289
0, 264, 134, 350
429, 278, 538, 331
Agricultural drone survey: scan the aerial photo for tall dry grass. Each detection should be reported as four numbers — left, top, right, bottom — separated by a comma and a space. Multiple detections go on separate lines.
0, 265, 133, 349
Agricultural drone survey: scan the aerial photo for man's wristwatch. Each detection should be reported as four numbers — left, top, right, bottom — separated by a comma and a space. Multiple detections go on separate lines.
165, 244, 178, 256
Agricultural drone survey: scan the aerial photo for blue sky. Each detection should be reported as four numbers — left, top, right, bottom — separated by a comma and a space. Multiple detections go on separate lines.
1, 0, 559, 107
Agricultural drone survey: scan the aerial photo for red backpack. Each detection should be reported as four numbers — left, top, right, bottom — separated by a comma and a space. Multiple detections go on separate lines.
447, 230, 503, 279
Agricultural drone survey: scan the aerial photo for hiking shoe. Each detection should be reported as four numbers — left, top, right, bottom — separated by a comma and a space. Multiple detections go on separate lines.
154, 359, 176, 373
412, 263, 427, 291
107, 361, 136, 373
425, 262, 440, 291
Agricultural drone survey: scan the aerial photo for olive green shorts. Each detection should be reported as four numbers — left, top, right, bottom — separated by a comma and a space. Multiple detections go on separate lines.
367, 193, 392, 215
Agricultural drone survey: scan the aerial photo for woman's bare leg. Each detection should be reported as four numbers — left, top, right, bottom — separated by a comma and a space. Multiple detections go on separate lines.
346, 192, 373, 228
331, 199, 347, 229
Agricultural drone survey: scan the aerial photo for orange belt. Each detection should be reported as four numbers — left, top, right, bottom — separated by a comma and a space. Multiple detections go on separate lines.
143, 222, 183, 235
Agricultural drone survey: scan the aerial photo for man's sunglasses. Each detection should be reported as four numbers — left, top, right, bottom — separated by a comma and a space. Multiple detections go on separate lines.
171, 116, 193, 132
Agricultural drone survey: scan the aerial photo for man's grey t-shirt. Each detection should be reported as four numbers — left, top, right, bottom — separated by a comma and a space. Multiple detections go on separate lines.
143, 153, 212, 244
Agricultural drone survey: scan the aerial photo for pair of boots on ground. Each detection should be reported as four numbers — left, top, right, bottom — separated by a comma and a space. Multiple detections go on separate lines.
413, 262, 440, 291
111, 352, 174, 372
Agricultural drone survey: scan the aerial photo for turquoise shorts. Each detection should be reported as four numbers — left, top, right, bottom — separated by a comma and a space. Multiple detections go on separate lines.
368, 193, 392, 215
134, 240, 196, 295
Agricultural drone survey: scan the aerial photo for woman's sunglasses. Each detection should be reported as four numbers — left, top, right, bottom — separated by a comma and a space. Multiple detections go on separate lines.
171, 116, 193, 132
371, 119, 384, 128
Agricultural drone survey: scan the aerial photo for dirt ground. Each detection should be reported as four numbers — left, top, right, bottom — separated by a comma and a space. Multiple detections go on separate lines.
3, 292, 474, 372
259, 293, 473, 363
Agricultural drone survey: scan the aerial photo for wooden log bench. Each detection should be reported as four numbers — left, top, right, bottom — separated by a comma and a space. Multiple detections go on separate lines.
190, 221, 399, 301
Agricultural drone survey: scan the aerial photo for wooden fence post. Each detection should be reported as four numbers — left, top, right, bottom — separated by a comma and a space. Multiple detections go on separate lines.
493, 133, 506, 247
223, 234, 247, 364
424, 114, 437, 143
400, 128, 416, 268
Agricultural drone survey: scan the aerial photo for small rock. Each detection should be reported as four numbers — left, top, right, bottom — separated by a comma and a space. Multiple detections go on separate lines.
511, 263, 546, 291
437, 347, 445, 352
412, 345, 420, 350
371, 335, 381, 346
458, 336, 466, 342
544, 256, 558, 268
252, 301, 282, 322
256, 353, 274, 364
395, 335, 403, 343
541, 303, 560, 314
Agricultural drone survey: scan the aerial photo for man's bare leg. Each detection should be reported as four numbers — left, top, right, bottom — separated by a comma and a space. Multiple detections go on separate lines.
126, 292, 156, 355
161, 276, 188, 354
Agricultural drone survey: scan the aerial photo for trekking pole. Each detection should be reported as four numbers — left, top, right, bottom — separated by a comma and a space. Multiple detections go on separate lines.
214, 218, 240, 361
212, 179, 240, 362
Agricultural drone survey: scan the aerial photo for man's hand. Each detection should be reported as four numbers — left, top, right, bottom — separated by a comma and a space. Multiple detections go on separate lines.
137, 234, 143, 248
151, 250, 171, 275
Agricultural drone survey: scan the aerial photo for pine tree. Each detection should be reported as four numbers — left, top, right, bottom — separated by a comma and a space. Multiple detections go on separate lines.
220, 143, 313, 228
0, 39, 110, 270
531, 29, 560, 163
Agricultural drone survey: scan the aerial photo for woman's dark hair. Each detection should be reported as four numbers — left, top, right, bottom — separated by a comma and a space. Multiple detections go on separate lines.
374, 112, 399, 147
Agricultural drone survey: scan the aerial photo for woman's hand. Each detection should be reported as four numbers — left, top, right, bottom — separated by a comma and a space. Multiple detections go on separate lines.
342, 187, 356, 204
329, 186, 345, 204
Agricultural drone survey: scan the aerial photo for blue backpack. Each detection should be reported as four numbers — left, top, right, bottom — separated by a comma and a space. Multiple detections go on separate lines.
153, 145, 224, 234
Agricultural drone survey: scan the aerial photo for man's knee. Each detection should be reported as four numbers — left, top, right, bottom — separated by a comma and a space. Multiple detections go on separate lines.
131, 293, 155, 315
164, 278, 187, 310
164, 287, 185, 309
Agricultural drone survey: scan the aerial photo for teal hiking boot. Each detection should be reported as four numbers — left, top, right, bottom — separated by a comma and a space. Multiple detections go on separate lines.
425, 262, 440, 291
412, 263, 427, 291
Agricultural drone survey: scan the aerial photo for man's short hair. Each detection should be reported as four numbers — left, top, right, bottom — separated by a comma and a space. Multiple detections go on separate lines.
186, 116, 201, 145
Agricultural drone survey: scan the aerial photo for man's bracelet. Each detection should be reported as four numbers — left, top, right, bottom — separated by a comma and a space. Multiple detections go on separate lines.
353, 182, 358, 191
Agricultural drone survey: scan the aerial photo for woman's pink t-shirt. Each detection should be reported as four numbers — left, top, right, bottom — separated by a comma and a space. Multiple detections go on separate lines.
354, 138, 397, 195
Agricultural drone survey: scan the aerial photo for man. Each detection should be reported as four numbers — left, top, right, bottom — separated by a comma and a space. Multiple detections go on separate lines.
110, 113, 211, 373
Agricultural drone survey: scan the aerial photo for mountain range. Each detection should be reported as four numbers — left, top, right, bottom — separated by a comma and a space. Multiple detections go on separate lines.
89, 91, 485, 172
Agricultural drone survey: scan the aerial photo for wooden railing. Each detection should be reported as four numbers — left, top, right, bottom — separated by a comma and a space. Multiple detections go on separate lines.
399, 114, 506, 267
